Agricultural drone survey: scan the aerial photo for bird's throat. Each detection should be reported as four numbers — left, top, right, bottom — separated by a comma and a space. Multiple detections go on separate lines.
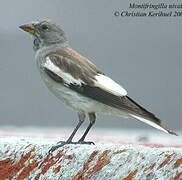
33, 37, 42, 51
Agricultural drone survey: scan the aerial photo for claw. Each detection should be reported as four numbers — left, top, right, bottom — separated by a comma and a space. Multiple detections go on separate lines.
49, 141, 69, 153
78, 141, 95, 145
49, 140, 95, 153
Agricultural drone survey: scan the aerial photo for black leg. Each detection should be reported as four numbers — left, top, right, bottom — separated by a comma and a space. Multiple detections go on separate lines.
78, 113, 96, 144
49, 112, 85, 152
65, 113, 85, 143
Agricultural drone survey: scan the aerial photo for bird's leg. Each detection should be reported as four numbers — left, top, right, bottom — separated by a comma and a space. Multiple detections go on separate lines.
78, 113, 96, 145
65, 113, 85, 143
49, 112, 85, 152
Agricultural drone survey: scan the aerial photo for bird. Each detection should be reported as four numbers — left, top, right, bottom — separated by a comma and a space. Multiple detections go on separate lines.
19, 20, 177, 152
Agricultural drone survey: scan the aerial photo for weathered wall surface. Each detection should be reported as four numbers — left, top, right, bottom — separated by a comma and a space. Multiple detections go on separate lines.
0, 135, 181, 180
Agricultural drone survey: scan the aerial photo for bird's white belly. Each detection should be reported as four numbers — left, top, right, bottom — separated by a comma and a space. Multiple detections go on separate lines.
48, 82, 98, 112
41, 72, 128, 117
41, 72, 97, 111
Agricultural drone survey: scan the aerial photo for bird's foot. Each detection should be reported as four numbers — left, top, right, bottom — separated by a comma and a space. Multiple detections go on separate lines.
49, 140, 95, 153
49, 141, 72, 153
77, 140, 95, 145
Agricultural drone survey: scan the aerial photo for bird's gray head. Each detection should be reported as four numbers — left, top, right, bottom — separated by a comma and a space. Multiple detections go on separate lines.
19, 20, 68, 50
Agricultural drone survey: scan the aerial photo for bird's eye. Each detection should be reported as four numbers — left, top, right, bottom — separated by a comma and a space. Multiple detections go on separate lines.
41, 24, 49, 30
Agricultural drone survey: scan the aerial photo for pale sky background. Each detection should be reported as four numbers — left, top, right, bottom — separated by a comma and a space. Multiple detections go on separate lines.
0, 1, 181, 131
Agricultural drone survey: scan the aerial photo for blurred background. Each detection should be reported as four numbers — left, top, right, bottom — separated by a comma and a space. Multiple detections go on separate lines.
0, 0, 181, 131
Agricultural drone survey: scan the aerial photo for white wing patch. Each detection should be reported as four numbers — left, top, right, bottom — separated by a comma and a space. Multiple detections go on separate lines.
44, 58, 127, 96
94, 74, 127, 96
44, 57, 84, 85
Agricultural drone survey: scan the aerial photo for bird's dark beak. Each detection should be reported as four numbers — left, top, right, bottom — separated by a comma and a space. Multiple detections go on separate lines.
19, 23, 36, 35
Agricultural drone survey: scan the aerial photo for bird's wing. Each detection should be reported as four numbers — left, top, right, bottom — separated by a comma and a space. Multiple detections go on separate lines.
43, 47, 176, 135
43, 47, 127, 96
